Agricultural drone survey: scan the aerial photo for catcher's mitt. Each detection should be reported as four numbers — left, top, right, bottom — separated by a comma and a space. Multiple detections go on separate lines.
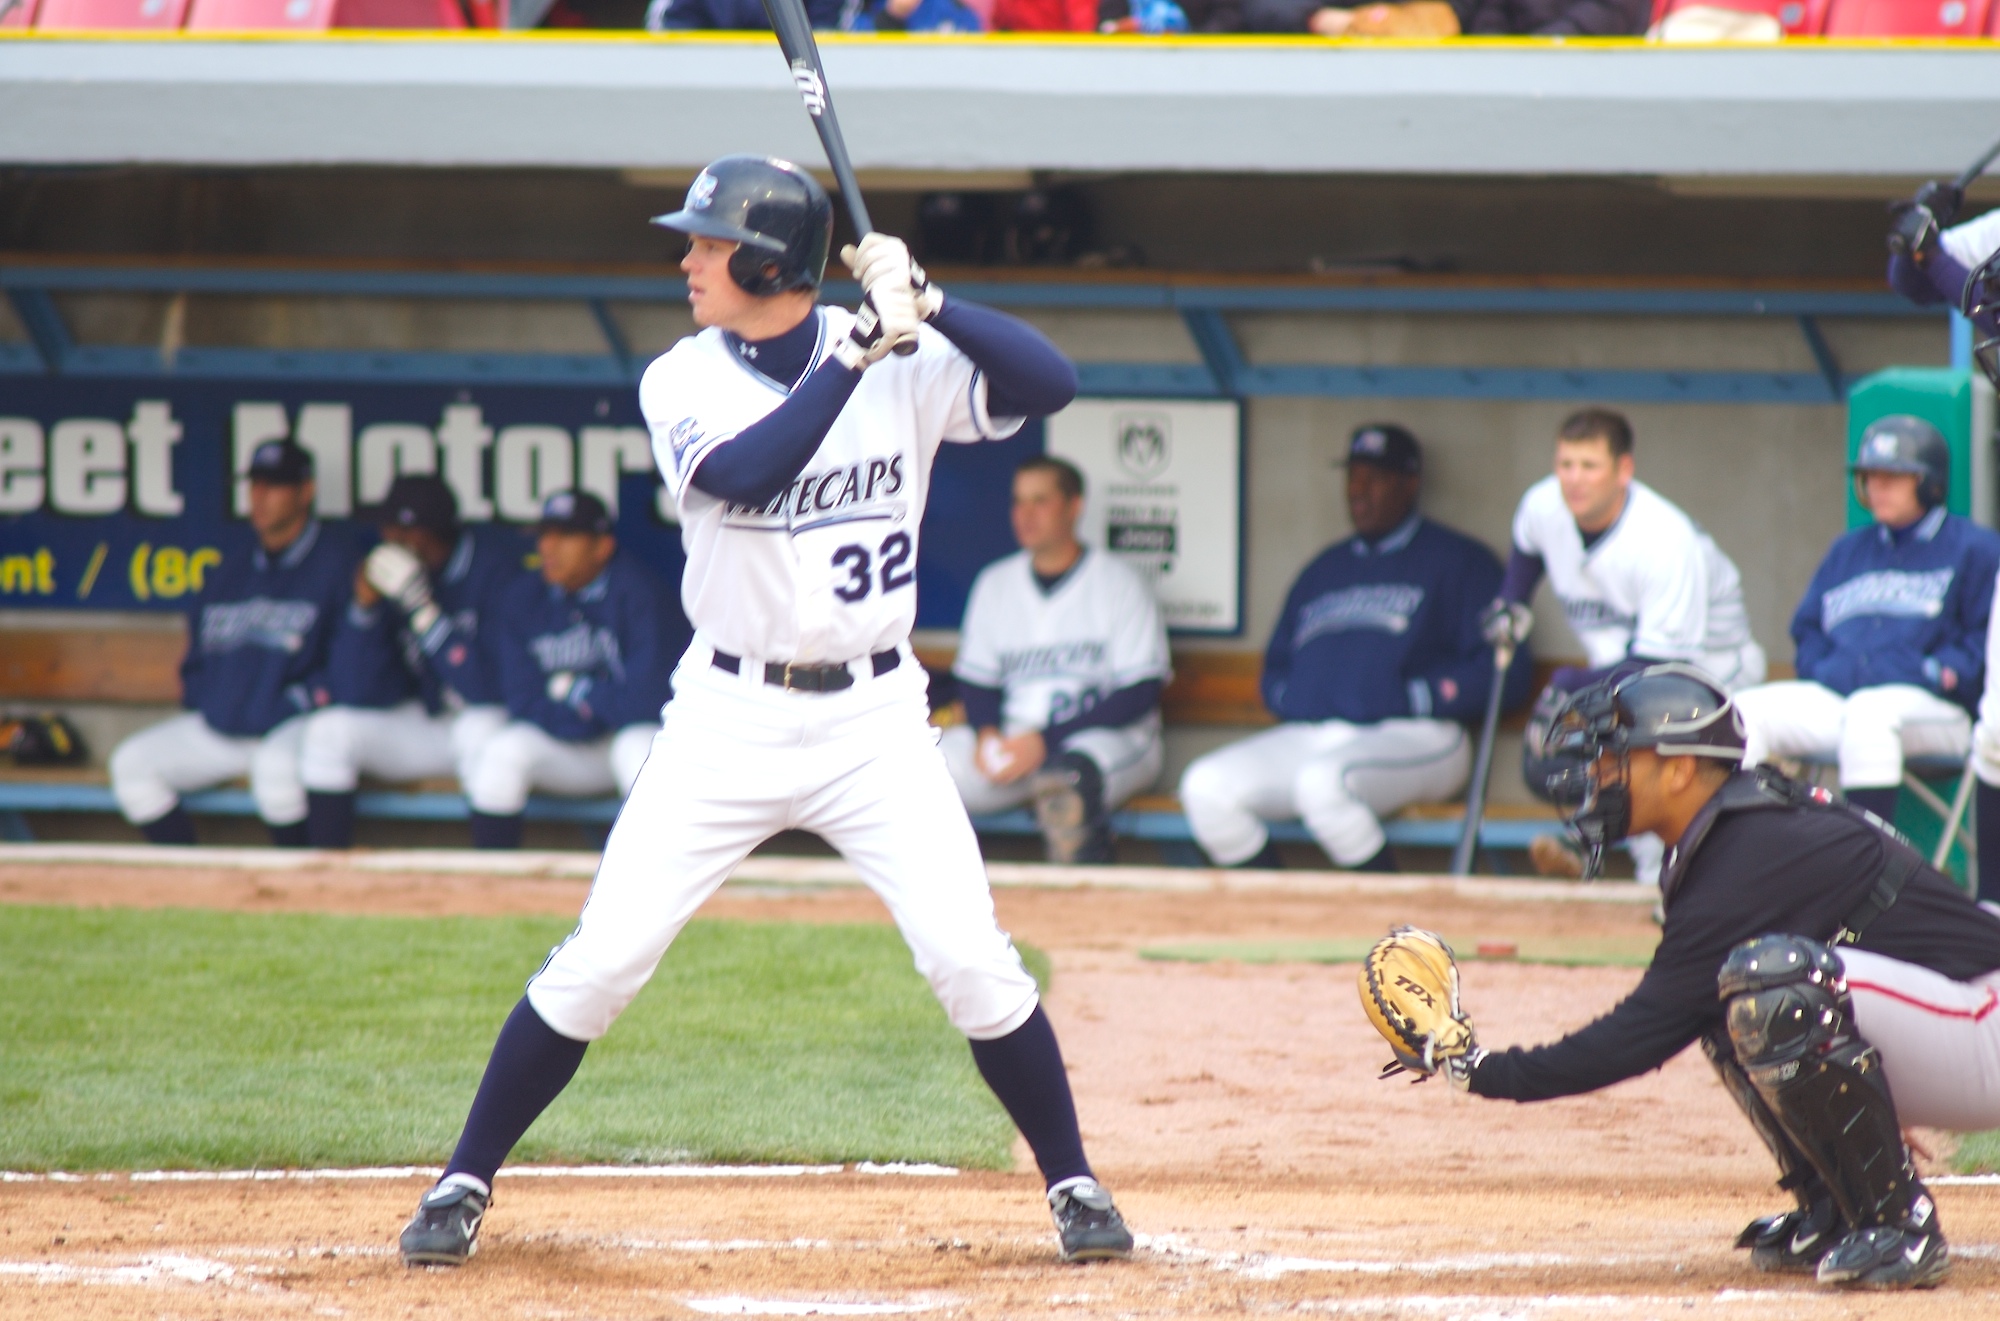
1357, 926, 1482, 1088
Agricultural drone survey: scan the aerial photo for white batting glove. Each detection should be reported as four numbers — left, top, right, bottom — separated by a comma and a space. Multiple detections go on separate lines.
830, 290, 920, 371
364, 542, 441, 635
841, 233, 945, 321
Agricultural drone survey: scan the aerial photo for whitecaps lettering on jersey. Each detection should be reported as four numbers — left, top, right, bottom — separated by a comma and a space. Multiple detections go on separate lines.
1821, 568, 1955, 632
1294, 584, 1425, 644
996, 640, 1108, 680
1561, 597, 1639, 634
200, 597, 319, 655
530, 622, 627, 680
722, 454, 907, 534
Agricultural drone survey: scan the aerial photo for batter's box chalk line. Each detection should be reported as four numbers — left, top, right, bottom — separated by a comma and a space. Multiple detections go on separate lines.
1299, 1293, 1797, 1316
1, 1162, 959, 1184
1138, 1235, 1680, 1281
683, 1298, 946, 1315
0, 1255, 243, 1288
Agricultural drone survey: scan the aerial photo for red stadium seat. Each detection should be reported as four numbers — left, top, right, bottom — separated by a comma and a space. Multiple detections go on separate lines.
34, 0, 190, 26
1651, 0, 1828, 34
1822, 0, 1991, 33
184, 0, 463, 27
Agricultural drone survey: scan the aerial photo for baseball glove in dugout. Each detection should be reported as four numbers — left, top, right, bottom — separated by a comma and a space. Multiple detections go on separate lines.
1358, 926, 1483, 1088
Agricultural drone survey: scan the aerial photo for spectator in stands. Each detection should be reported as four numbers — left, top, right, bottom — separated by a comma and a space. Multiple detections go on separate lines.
844, 0, 984, 29
943, 456, 1171, 864
108, 440, 361, 848
1180, 424, 1530, 872
1734, 416, 2000, 826
297, 476, 533, 849
462, 490, 688, 849
645, 0, 839, 28
1190, 0, 1639, 34
991, 0, 1093, 28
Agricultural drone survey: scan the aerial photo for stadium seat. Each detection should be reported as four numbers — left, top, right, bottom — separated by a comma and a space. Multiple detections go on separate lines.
1650, 0, 1827, 34
33, 0, 190, 27
184, 0, 463, 28
1821, 0, 1990, 33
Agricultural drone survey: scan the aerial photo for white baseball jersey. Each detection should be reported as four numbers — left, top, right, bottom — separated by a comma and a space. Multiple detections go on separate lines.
1942, 207, 2000, 270
953, 547, 1171, 735
1512, 475, 1756, 670
640, 309, 1019, 664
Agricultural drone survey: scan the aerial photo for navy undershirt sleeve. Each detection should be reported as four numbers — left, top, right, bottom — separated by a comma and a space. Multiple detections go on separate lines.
689, 360, 862, 507
961, 680, 1004, 730
1499, 549, 1545, 604
1043, 678, 1163, 746
929, 298, 1078, 420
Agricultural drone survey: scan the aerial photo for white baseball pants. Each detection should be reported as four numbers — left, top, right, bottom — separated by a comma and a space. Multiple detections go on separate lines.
298, 703, 509, 793
938, 720, 1163, 816
462, 720, 656, 816
1178, 718, 1470, 867
1840, 946, 2000, 1132
1972, 577, 2000, 787
108, 711, 310, 827
526, 640, 1040, 1043
1735, 681, 1969, 788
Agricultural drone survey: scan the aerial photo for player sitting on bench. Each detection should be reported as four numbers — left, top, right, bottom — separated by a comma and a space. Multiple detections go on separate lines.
461, 490, 689, 850
1734, 416, 2000, 825
1180, 423, 1529, 872
943, 455, 1171, 864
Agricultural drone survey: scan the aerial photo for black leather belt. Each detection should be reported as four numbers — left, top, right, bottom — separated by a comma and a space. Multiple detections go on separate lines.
711, 648, 900, 693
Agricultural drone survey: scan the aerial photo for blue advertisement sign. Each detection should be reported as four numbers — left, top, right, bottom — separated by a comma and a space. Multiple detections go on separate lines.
0, 377, 1041, 630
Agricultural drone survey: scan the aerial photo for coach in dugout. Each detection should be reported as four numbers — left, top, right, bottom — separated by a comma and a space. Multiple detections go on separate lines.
1179, 424, 1530, 872
109, 440, 361, 847
297, 476, 532, 849
461, 490, 689, 850
943, 455, 1171, 864
1733, 418, 2000, 828
1489, 407, 1764, 881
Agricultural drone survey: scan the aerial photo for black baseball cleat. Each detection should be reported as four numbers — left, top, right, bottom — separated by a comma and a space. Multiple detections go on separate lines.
1815, 1224, 1951, 1289
1735, 1196, 1842, 1274
400, 1181, 489, 1267
1048, 1177, 1134, 1262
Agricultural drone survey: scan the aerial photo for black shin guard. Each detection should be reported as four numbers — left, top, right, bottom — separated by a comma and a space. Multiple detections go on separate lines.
1976, 779, 2000, 902
1720, 935, 1929, 1235
1703, 1029, 1844, 1266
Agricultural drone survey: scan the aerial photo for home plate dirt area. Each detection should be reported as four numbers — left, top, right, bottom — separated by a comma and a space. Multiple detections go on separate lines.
4, 853, 1998, 1320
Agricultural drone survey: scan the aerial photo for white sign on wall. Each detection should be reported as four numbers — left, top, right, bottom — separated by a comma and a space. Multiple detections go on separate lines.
1046, 398, 1242, 635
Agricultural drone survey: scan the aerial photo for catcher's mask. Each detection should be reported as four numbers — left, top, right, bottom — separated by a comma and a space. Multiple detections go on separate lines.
1544, 664, 1747, 879
1965, 245, 2000, 393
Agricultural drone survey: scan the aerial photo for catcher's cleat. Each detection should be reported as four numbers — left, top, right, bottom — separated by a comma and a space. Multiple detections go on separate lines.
1527, 833, 1586, 880
400, 1181, 489, 1267
1736, 1197, 1842, 1274
1815, 1224, 1951, 1289
1048, 1177, 1133, 1262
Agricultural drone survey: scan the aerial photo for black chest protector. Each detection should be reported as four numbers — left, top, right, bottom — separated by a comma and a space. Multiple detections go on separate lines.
1661, 767, 1925, 947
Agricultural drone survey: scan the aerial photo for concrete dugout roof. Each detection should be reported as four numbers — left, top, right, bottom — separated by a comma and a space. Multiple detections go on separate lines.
1, 33, 1998, 176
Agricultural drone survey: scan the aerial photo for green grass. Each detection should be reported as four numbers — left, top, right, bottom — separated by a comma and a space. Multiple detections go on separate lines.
1139, 935, 1659, 969
1952, 1130, 2000, 1174
0, 906, 1043, 1172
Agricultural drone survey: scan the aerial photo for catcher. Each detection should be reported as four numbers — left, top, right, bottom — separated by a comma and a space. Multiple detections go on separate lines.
1360, 663, 2000, 1290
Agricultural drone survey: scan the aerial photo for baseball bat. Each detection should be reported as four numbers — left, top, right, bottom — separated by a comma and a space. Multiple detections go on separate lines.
758, 0, 918, 355
1954, 130, 2000, 194
1449, 637, 1516, 877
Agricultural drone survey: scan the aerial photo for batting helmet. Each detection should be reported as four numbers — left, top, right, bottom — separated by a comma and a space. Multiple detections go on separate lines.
1849, 414, 1950, 510
651, 156, 834, 297
1964, 247, 2000, 393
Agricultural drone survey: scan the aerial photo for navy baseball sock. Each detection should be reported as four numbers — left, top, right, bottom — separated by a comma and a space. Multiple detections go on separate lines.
469, 812, 524, 850
140, 805, 197, 846
967, 1004, 1092, 1189
1976, 780, 2000, 901
267, 820, 310, 849
1234, 840, 1283, 870
444, 996, 589, 1189
306, 791, 357, 850
1844, 786, 1900, 825
1353, 843, 1399, 874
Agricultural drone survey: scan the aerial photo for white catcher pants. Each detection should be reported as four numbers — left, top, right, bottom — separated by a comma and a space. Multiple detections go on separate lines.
1971, 574, 2000, 787
298, 703, 509, 793
109, 710, 310, 827
1178, 718, 1470, 867
526, 639, 1041, 1043
939, 720, 1163, 816
462, 720, 657, 816
1840, 947, 2000, 1132
1735, 681, 1969, 788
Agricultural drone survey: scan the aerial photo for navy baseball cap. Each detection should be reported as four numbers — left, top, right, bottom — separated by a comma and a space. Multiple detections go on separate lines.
537, 489, 613, 535
1339, 423, 1422, 476
370, 475, 460, 534
247, 440, 314, 485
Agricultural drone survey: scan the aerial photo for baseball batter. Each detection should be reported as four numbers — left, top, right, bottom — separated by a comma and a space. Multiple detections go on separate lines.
1181, 424, 1530, 872
398, 156, 1133, 1266
299, 475, 530, 848
1733, 416, 2000, 828
944, 454, 1170, 864
1495, 407, 1764, 880
109, 439, 361, 847
1364, 665, 2000, 1290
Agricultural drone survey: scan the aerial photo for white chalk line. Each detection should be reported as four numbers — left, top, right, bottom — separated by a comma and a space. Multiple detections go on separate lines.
0, 1254, 242, 1288
1, 1161, 957, 1184
683, 1299, 940, 1316
1138, 1235, 1664, 1281
1933, 1173, 2000, 1186
1299, 1292, 1796, 1317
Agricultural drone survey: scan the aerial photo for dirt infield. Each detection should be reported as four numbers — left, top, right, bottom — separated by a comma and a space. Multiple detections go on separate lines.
4, 853, 1998, 1318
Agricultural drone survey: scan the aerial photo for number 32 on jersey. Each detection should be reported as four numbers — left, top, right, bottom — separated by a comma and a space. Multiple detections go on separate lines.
831, 531, 913, 603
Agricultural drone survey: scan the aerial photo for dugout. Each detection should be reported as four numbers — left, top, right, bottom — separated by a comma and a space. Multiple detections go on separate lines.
2, 34, 1996, 851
